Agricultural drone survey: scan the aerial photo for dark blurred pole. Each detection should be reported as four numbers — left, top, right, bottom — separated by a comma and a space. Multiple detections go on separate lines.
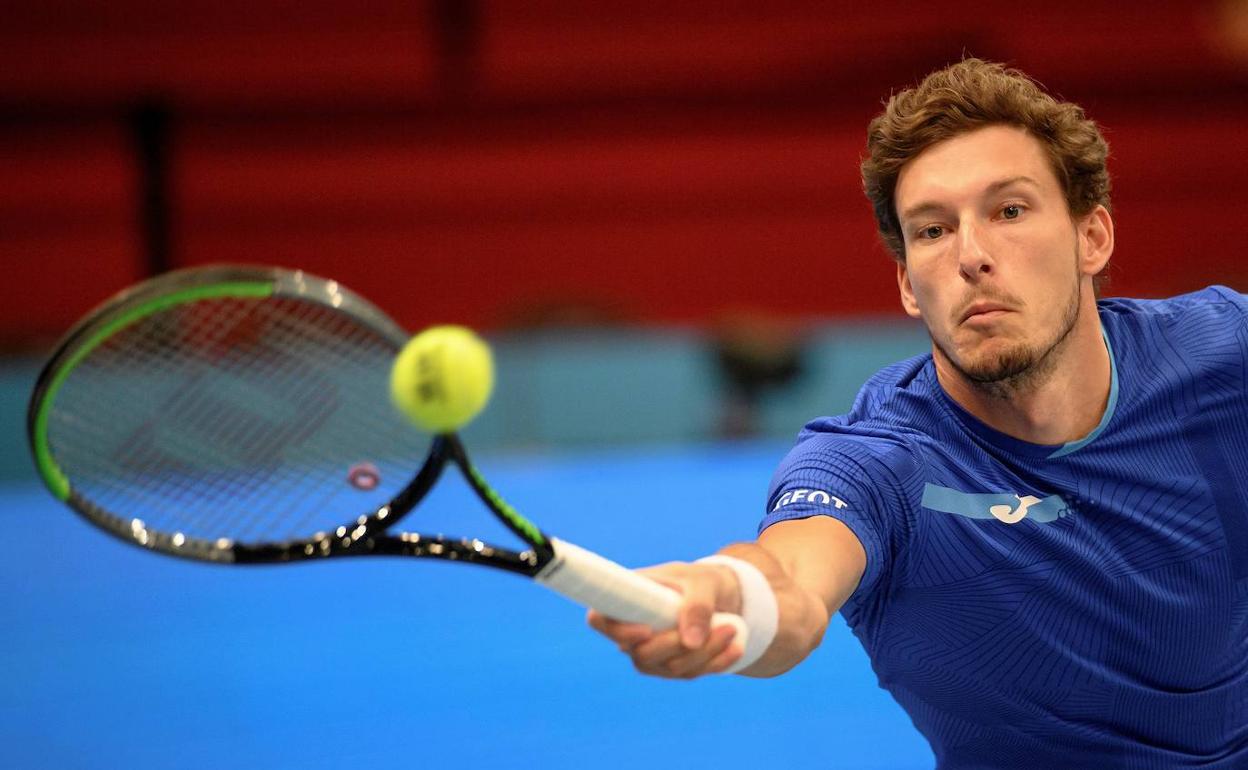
433, 0, 480, 103
713, 318, 809, 439
131, 101, 172, 277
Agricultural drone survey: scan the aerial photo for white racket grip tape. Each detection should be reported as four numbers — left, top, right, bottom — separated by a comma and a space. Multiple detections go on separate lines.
537, 537, 750, 666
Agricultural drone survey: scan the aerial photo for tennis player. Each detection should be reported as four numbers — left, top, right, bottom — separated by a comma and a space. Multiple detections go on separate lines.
590, 58, 1248, 767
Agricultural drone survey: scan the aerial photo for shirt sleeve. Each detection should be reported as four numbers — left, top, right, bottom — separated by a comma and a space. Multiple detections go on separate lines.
759, 429, 919, 605
1206, 285, 1248, 310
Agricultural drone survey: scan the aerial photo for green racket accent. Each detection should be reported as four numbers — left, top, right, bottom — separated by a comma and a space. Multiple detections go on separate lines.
466, 465, 548, 547
30, 281, 275, 501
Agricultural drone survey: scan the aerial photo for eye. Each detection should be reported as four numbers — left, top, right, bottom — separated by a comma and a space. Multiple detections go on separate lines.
1001, 204, 1023, 220
917, 225, 945, 240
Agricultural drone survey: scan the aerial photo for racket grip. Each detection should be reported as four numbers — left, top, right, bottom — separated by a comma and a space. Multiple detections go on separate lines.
536, 537, 749, 650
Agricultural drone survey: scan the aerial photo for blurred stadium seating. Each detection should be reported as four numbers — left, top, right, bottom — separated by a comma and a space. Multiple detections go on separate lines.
2, 0, 1246, 344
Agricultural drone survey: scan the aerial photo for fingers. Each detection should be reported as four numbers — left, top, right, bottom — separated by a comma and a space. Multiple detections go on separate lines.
583, 559, 745, 680
587, 609, 654, 649
630, 622, 741, 679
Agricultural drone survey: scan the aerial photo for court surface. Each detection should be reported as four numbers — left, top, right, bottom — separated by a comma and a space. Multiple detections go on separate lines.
3, 440, 934, 769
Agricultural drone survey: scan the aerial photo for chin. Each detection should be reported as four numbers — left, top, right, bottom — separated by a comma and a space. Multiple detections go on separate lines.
963, 347, 1038, 384
946, 336, 1039, 385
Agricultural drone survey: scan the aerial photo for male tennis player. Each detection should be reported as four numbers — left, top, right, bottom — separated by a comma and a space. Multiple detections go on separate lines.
590, 58, 1248, 767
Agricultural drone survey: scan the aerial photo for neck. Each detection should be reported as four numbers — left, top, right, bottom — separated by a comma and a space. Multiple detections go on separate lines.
934, 295, 1111, 446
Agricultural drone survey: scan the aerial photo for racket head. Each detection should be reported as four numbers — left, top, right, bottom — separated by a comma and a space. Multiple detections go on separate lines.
28, 265, 438, 563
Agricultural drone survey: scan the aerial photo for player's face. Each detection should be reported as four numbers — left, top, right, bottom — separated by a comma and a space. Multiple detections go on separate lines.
894, 125, 1106, 389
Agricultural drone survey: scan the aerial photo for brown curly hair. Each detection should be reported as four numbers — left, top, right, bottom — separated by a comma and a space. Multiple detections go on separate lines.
862, 58, 1111, 261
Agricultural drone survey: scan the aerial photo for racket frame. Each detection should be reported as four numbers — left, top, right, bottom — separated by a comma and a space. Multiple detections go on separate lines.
27, 265, 552, 574
28, 264, 753, 657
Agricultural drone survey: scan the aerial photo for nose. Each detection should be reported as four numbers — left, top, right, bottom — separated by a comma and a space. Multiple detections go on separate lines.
956, 221, 993, 280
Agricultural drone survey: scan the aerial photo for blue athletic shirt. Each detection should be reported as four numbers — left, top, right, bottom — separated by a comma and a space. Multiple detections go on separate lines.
761, 287, 1248, 769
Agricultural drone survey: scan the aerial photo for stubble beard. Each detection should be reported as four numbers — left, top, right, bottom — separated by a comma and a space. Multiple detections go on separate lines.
933, 257, 1083, 401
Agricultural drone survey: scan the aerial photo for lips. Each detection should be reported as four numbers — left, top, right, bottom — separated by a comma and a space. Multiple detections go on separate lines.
959, 302, 1011, 324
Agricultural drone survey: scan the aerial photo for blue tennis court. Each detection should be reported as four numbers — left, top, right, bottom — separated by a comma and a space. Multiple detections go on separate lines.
3, 440, 933, 769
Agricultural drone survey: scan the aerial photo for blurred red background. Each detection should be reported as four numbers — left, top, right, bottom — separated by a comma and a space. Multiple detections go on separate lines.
3, 0, 1247, 344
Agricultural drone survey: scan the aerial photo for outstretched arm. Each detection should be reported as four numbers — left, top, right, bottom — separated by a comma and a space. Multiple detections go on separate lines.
587, 514, 867, 678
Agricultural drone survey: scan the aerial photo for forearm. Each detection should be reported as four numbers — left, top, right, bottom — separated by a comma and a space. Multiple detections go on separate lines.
587, 516, 866, 681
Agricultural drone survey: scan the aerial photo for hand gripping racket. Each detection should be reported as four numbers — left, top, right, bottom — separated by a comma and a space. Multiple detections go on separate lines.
27, 265, 747, 655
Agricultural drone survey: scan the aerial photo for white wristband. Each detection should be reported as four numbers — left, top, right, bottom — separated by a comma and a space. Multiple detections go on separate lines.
696, 554, 778, 674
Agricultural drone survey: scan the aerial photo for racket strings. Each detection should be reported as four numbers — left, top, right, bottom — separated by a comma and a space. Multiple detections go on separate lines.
59, 300, 266, 530
59, 298, 279, 535
100, 299, 319, 536
195, 298, 410, 541
232, 300, 414, 539
50, 294, 427, 544
68, 298, 378, 539
186, 305, 350, 540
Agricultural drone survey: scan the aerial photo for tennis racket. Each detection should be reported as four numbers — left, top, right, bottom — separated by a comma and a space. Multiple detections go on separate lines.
27, 265, 746, 652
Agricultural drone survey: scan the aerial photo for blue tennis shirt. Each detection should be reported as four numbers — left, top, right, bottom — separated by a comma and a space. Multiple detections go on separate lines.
760, 287, 1248, 768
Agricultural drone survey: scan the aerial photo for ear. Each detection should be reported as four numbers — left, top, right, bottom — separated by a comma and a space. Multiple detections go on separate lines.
1076, 205, 1114, 277
896, 261, 922, 319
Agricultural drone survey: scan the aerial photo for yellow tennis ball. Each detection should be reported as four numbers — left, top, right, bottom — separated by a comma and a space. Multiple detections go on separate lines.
390, 325, 494, 433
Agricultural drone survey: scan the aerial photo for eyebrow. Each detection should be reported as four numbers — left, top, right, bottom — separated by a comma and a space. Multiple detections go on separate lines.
899, 175, 1043, 224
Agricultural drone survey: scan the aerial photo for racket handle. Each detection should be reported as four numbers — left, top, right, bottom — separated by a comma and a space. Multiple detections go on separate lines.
537, 537, 749, 652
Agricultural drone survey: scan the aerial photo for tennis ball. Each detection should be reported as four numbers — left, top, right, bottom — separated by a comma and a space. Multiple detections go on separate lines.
390, 325, 494, 433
